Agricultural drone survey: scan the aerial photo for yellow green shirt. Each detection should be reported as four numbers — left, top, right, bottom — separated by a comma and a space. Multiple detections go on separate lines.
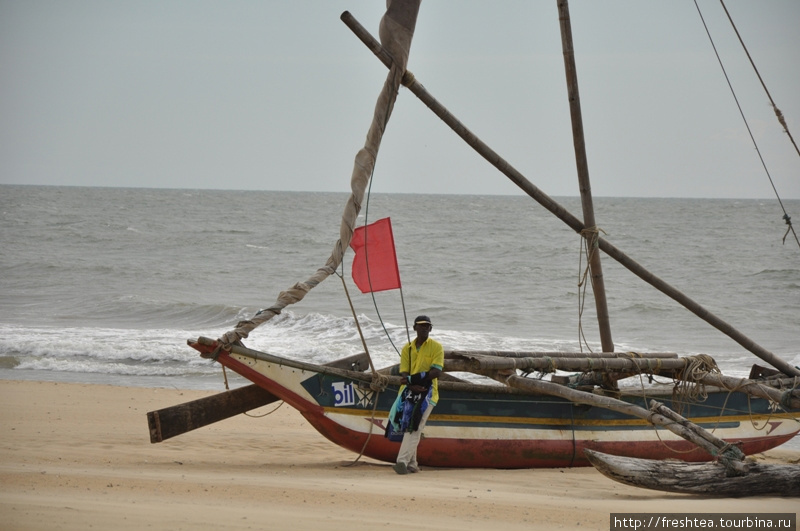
400, 337, 444, 405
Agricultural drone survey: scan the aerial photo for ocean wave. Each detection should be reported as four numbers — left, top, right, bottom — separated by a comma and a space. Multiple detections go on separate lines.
4, 293, 253, 330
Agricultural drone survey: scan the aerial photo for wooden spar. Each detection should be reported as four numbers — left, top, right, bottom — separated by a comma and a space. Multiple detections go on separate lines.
557, 0, 613, 353
147, 384, 277, 443
444, 352, 800, 409
695, 373, 800, 410
650, 401, 746, 465
445, 355, 687, 373
147, 343, 373, 443
585, 450, 800, 497
445, 350, 678, 359
503, 374, 749, 473
339, 11, 800, 379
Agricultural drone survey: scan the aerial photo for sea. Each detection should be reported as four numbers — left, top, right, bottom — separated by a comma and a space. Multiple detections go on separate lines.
1, 186, 798, 399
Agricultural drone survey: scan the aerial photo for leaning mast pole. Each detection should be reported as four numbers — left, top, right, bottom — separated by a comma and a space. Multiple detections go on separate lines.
557, 0, 614, 352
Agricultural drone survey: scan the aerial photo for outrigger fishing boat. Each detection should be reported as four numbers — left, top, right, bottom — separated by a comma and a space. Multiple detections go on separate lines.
179, 337, 799, 469
149, 1, 800, 482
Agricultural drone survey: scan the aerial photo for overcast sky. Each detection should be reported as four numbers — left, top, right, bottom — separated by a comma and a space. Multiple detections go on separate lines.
1, 1, 798, 199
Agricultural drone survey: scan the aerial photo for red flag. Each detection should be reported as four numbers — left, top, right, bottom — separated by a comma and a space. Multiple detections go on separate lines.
349, 217, 401, 293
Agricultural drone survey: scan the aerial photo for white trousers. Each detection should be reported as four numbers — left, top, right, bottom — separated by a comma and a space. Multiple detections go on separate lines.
396, 404, 434, 468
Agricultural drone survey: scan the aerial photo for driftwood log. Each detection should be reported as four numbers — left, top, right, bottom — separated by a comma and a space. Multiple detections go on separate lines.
585, 449, 800, 497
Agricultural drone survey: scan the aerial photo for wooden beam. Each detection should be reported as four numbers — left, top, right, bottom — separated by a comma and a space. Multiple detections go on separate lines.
445, 350, 678, 359
147, 384, 276, 443
445, 355, 689, 373
148, 349, 372, 443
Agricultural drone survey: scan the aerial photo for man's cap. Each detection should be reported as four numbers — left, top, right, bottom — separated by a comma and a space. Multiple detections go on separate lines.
414, 315, 432, 326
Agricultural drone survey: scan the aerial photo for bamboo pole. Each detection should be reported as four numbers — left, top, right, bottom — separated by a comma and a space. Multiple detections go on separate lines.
445, 350, 677, 359
339, 11, 800, 379
557, 0, 614, 353
695, 373, 800, 410
445, 355, 687, 374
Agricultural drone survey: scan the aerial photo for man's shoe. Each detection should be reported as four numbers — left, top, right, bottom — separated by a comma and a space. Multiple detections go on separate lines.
407, 465, 419, 473
393, 462, 408, 475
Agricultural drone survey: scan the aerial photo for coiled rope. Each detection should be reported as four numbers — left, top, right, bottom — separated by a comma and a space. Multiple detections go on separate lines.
672, 354, 721, 409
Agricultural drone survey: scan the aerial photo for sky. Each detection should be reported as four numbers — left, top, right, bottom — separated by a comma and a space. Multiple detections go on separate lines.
1, 0, 799, 199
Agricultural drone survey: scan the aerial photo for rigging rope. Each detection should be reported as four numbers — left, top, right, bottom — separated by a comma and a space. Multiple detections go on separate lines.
693, 0, 800, 251
718, 0, 800, 161
576, 226, 606, 352
360, 141, 410, 356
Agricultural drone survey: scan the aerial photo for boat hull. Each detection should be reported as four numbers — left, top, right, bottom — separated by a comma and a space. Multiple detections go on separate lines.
214, 349, 800, 468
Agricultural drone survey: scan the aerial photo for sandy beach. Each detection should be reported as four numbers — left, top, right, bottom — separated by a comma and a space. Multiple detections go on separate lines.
1, 379, 797, 531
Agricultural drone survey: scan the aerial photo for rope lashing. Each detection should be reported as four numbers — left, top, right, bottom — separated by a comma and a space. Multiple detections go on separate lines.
713, 441, 747, 477
672, 354, 721, 412
370, 373, 389, 393
579, 225, 606, 249
779, 376, 800, 409
401, 70, 416, 87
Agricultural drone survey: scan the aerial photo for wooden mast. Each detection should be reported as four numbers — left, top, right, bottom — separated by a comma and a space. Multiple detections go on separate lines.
557, 0, 614, 353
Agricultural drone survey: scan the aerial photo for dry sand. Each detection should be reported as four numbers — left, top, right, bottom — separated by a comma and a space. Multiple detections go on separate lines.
1, 379, 797, 531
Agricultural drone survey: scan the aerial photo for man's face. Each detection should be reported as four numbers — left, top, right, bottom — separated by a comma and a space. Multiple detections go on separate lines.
414, 323, 431, 338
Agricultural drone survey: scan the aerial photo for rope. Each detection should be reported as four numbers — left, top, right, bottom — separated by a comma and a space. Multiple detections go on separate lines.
359, 105, 409, 356
779, 377, 800, 409
719, 0, 800, 160
694, 0, 800, 251
672, 354, 721, 413
244, 401, 284, 418
342, 386, 384, 467
576, 226, 606, 352
338, 272, 379, 375
337, 263, 390, 467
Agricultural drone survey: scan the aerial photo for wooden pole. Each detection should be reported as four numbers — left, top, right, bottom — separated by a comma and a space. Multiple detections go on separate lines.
147, 384, 277, 443
695, 373, 800, 410
339, 11, 800, 378
148, 344, 373, 443
445, 355, 687, 373
556, 0, 614, 353
445, 350, 678, 359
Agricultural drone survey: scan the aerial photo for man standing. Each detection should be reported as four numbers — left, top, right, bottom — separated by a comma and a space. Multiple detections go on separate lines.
393, 315, 444, 474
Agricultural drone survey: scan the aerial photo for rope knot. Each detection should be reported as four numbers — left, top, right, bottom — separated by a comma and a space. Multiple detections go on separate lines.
370, 373, 389, 392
